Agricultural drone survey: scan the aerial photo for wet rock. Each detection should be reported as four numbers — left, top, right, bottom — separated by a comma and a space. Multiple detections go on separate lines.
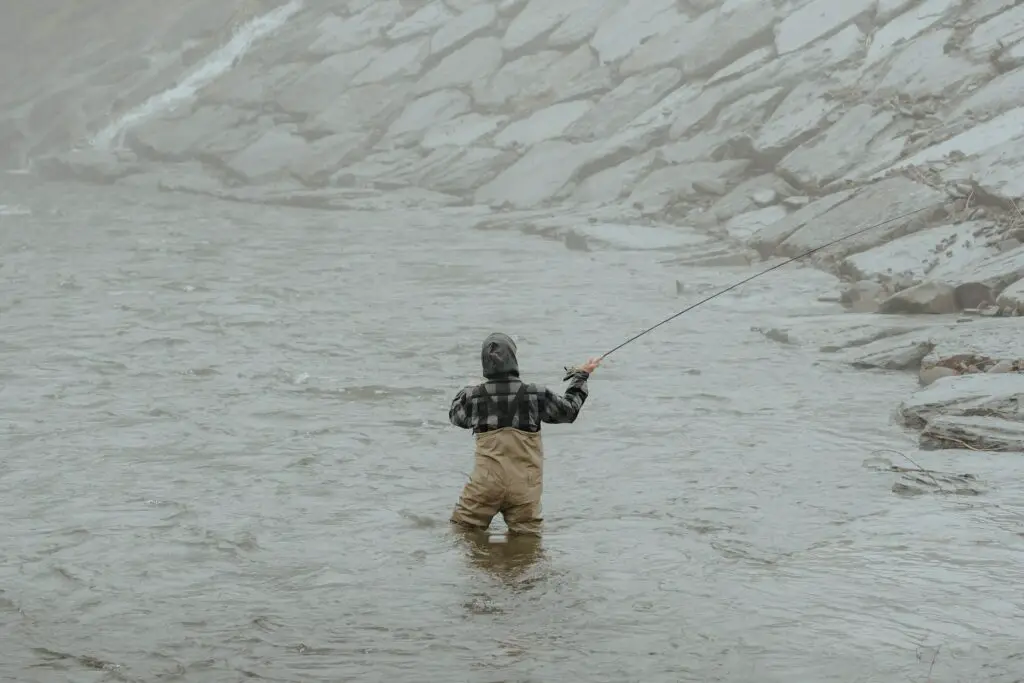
724, 206, 789, 242
996, 278, 1024, 313
871, 30, 993, 101
776, 178, 945, 262
941, 134, 1024, 206
590, 0, 680, 64
474, 140, 595, 208
618, 10, 716, 75
472, 51, 565, 108
776, 104, 898, 191
878, 281, 959, 315
417, 37, 504, 93
309, 3, 404, 55
850, 334, 935, 370
493, 100, 592, 149
352, 38, 430, 86
573, 151, 657, 205
224, 126, 309, 184
899, 373, 1024, 451
775, 0, 875, 56
430, 4, 497, 57
891, 107, 1024, 175
864, 0, 959, 67
934, 245, 1024, 299
681, 2, 778, 77
919, 319, 1024, 370
749, 187, 858, 257
919, 365, 958, 386
963, 4, 1024, 61
385, 90, 473, 146
421, 113, 507, 149
752, 80, 842, 160
502, 0, 589, 52
843, 279, 891, 313
307, 83, 411, 135
841, 222, 999, 284
388, 2, 454, 42
565, 68, 682, 141
921, 415, 1024, 452
627, 160, 751, 217
275, 48, 382, 115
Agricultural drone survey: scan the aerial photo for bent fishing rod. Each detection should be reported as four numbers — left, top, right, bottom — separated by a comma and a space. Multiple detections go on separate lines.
580, 204, 933, 369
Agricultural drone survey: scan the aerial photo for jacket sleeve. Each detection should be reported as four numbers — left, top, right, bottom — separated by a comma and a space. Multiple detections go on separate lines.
541, 370, 590, 424
448, 387, 472, 429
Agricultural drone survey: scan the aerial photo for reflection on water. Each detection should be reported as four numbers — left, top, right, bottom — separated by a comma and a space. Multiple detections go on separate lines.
456, 528, 547, 585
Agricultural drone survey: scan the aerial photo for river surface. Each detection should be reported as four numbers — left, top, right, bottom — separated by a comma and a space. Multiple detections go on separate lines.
1, 178, 1022, 683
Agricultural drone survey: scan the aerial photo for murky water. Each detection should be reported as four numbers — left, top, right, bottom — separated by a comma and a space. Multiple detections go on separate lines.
2, 179, 1022, 682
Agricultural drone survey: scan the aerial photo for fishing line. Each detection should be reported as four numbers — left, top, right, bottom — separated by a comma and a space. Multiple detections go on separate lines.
597, 205, 934, 361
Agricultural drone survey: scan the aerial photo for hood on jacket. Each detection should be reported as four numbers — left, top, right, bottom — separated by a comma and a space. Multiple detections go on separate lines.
481, 332, 519, 379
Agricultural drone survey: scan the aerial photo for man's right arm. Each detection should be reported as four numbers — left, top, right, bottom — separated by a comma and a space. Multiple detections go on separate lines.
449, 387, 472, 429
541, 370, 589, 424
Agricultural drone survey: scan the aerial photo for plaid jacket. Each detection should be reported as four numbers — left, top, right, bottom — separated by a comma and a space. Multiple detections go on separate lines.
448, 370, 590, 434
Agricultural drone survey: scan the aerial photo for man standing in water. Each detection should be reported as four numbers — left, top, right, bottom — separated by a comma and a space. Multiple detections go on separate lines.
448, 332, 601, 536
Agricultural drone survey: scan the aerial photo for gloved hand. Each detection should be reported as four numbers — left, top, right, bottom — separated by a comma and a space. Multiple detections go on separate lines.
563, 356, 602, 381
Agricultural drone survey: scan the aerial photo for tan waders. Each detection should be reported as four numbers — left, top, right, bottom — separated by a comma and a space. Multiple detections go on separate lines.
450, 427, 544, 536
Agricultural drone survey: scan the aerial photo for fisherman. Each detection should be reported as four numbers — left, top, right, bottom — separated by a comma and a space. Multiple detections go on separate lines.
448, 332, 601, 536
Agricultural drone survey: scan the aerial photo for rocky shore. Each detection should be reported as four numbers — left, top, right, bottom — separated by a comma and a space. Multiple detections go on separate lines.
5, 0, 1024, 452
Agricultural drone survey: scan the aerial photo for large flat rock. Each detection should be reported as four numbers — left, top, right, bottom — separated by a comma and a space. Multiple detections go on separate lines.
590, 0, 680, 64
775, 177, 947, 261
775, 0, 875, 56
887, 106, 1024, 176
384, 90, 472, 146
962, 4, 1024, 61
564, 68, 681, 141
749, 188, 858, 257
430, 4, 496, 56
919, 318, 1024, 368
388, 2, 453, 42
548, 1, 626, 48
626, 160, 751, 216
501, 0, 589, 52
493, 100, 593, 149
752, 79, 843, 160
472, 51, 564, 108
942, 135, 1024, 205
841, 221, 999, 283
473, 140, 597, 208
952, 67, 1024, 120
681, 1, 778, 77
125, 106, 247, 161
870, 29, 993, 100
416, 37, 504, 93
307, 83, 412, 135
931, 244, 1024, 297
275, 48, 381, 115
920, 415, 1024, 452
898, 373, 1024, 451
618, 10, 715, 75
351, 38, 429, 86
864, 0, 960, 67
776, 104, 899, 190
572, 151, 657, 205
309, 3, 404, 55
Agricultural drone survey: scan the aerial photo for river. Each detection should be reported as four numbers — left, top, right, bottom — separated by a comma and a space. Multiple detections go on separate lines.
1, 178, 1022, 682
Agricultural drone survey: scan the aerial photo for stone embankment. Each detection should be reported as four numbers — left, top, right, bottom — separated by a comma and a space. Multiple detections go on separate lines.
6, 0, 1024, 452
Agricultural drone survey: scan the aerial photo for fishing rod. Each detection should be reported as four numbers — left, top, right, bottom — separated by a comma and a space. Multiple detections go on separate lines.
580, 204, 934, 369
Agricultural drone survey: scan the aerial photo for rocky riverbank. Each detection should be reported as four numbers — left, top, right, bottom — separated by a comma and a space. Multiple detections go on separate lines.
6, 0, 1024, 452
